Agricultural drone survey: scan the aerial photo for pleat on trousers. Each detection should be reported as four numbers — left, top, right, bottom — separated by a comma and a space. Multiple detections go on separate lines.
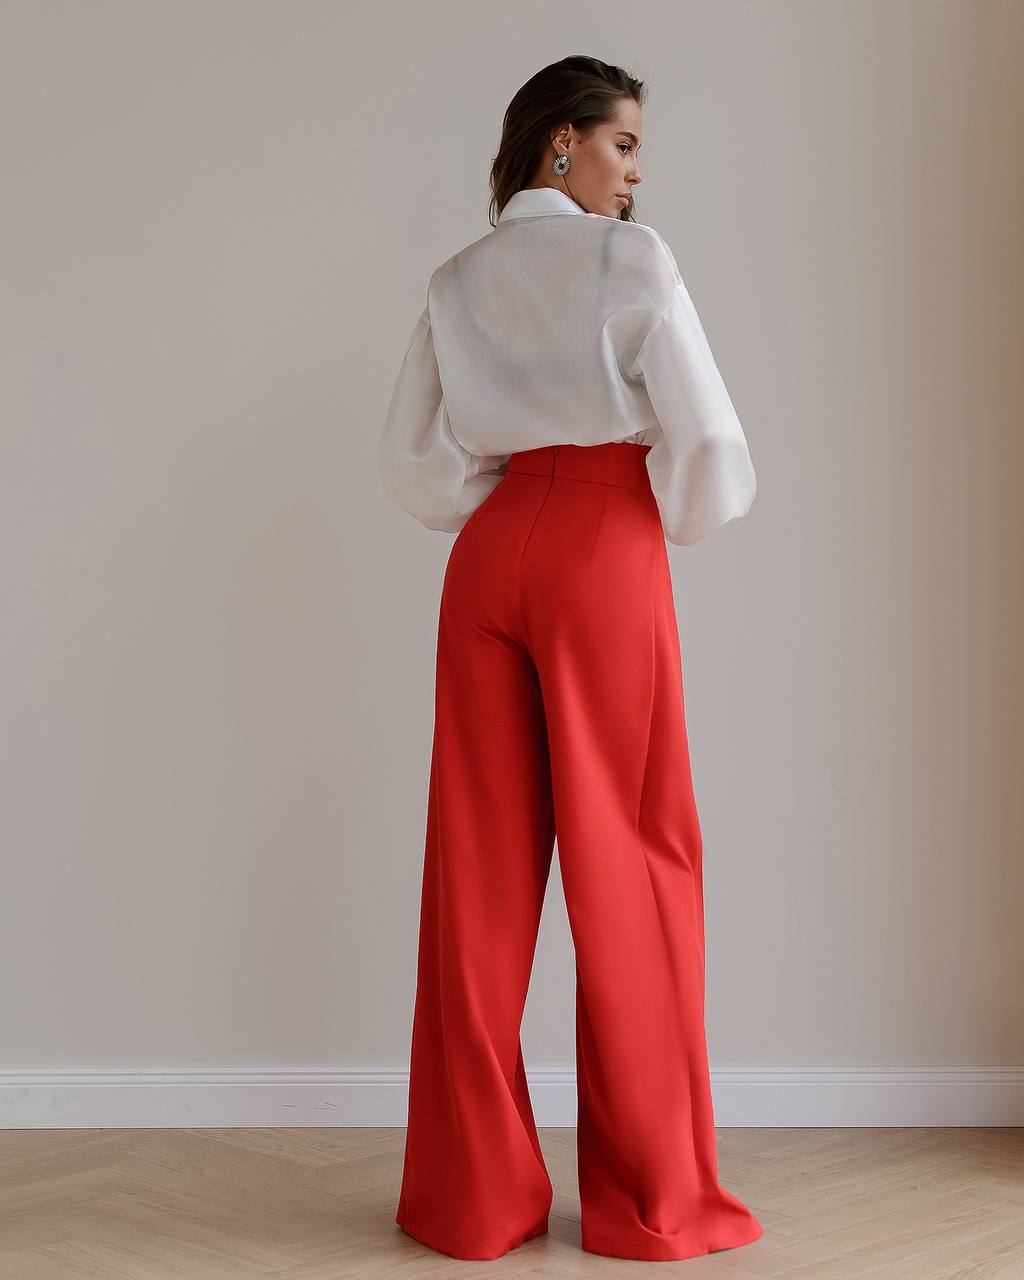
394, 441, 764, 1262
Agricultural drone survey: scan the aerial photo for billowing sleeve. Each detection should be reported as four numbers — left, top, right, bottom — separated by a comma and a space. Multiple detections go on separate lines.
376, 303, 509, 534
631, 274, 757, 546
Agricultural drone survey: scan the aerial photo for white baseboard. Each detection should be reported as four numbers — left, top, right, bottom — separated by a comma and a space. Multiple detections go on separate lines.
1, 1066, 1021, 1129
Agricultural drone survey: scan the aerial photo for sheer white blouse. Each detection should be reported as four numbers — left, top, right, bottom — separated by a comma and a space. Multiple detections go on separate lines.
377, 186, 756, 546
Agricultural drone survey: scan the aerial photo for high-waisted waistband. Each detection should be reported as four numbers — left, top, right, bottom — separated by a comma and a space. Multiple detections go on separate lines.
505, 442, 653, 492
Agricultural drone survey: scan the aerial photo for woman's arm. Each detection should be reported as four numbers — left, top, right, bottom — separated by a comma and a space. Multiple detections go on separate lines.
377, 303, 508, 533
631, 274, 756, 546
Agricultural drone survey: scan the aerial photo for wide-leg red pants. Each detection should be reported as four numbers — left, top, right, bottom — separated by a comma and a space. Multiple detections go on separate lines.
395, 442, 764, 1261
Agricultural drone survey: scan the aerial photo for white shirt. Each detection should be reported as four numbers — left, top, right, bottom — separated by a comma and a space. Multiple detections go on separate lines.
377, 186, 756, 545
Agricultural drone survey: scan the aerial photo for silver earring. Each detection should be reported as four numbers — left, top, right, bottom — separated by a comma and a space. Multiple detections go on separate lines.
553, 152, 570, 175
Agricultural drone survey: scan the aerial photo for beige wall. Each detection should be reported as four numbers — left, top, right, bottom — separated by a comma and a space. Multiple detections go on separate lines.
2, 1, 1021, 1124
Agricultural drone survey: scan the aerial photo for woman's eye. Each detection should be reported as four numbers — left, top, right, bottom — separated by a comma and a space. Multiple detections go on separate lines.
619, 143, 631, 154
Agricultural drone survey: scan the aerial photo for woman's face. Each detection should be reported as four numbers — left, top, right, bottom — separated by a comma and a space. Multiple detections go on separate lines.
546, 98, 643, 219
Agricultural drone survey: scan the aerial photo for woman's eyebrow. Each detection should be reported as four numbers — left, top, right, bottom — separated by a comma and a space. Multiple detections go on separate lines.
617, 131, 642, 148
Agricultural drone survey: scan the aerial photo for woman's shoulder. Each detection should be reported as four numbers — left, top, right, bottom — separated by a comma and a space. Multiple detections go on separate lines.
611, 218, 682, 286
600, 218, 682, 320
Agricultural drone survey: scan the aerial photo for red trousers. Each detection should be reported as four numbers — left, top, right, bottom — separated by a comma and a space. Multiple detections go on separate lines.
395, 442, 764, 1261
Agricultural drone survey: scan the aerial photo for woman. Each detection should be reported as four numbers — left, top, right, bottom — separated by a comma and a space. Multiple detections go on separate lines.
377, 54, 763, 1263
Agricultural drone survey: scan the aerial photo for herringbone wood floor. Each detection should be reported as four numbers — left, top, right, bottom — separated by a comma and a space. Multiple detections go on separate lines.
1, 1127, 1022, 1277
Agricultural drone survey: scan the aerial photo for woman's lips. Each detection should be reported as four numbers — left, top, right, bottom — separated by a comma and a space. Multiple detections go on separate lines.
615, 194, 629, 205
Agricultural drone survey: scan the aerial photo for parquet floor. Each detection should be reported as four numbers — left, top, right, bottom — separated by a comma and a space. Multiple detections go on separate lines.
1, 1127, 1022, 1277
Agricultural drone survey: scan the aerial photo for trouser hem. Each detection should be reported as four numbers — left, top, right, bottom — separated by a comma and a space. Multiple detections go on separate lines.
581, 1215, 765, 1262
395, 1209, 549, 1260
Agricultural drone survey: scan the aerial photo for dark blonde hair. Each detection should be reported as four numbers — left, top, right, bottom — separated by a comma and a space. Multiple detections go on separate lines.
489, 55, 647, 227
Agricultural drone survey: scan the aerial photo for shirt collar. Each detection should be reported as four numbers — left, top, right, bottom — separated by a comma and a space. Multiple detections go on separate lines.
496, 187, 589, 223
